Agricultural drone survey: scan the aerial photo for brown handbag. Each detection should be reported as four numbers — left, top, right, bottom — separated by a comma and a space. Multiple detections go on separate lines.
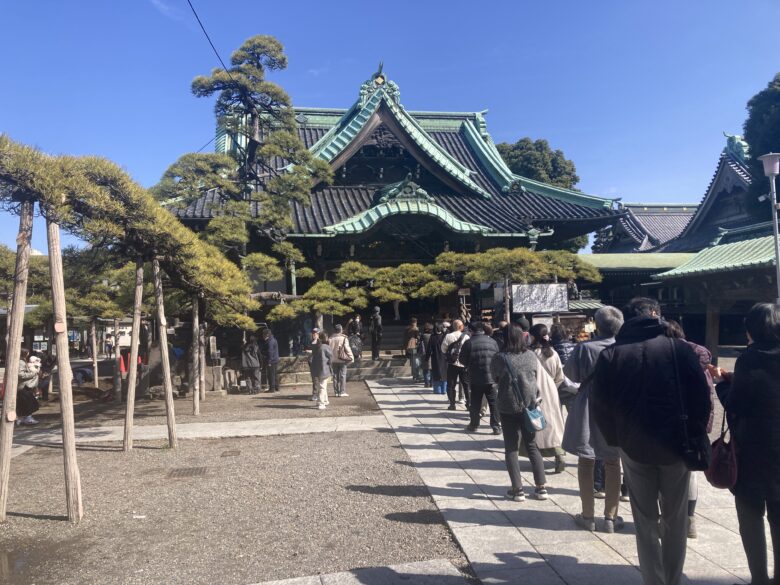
704, 412, 738, 489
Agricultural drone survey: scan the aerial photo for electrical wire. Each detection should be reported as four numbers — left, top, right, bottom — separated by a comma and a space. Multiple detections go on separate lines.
185, 0, 235, 81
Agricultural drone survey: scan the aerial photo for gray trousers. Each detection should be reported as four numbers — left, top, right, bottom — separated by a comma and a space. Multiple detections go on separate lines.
620, 450, 690, 585
332, 363, 348, 396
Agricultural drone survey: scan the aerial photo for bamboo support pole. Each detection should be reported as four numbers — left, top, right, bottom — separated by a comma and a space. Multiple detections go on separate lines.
113, 318, 122, 401
191, 293, 200, 416
152, 258, 177, 448
46, 217, 83, 522
199, 325, 206, 400
0, 200, 34, 522
123, 256, 144, 451
90, 319, 98, 389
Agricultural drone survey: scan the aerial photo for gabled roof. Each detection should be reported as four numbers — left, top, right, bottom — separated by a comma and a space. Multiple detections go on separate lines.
606, 203, 698, 253
655, 235, 775, 280
190, 68, 620, 238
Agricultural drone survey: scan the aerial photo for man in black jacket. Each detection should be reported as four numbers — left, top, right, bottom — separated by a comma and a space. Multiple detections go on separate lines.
460, 321, 500, 434
592, 297, 710, 585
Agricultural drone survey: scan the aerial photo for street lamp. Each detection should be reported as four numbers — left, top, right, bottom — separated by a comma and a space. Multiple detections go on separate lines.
758, 152, 780, 304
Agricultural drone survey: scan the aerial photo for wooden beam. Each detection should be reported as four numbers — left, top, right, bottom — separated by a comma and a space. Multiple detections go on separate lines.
152, 258, 178, 449
191, 293, 200, 416
123, 256, 144, 451
705, 300, 721, 365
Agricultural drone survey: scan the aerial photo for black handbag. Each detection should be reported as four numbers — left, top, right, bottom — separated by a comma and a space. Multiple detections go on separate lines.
669, 339, 711, 471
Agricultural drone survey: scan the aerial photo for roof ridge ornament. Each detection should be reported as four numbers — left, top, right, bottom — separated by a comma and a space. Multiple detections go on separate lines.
376, 173, 433, 204
723, 132, 749, 164
359, 65, 400, 107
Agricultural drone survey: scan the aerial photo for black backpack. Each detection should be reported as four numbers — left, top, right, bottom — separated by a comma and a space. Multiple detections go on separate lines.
446, 332, 466, 365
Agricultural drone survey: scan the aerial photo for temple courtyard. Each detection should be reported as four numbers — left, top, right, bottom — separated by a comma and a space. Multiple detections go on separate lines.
0, 376, 758, 585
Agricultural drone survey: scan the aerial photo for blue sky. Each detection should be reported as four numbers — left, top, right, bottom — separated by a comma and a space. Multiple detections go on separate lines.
1, 0, 778, 251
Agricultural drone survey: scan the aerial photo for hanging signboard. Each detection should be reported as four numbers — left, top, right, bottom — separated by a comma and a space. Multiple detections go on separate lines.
511, 283, 568, 313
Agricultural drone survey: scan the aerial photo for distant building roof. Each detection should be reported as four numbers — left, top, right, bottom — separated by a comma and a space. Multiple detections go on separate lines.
655, 235, 775, 280
578, 253, 695, 271
598, 203, 698, 253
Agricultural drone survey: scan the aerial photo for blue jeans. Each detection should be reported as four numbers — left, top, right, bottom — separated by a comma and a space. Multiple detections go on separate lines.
406, 350, 420, 380
433, 380, 447, 395
422, 367, 431, 386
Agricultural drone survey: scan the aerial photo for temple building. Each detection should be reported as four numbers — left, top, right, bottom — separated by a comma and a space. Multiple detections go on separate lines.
177, 68, 619, 277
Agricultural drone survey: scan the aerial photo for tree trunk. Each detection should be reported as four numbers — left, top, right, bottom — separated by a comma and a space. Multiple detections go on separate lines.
0, 200, 34, 522
152, 258, 178, 448
198, 323, 206, 400
123, 256, 144, 451
392, 300, 401, 321
46, 217, 83, 522
503, 275, 511, 321
190, 293, 200, 416
113, 318, 122, 401
315, 310, 324, 331
290, 260, 297, 296
90, 319, 99, 390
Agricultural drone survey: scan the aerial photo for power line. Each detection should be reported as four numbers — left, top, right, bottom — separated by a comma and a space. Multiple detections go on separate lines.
185, 0, 234, 78
195, 136, 215, 153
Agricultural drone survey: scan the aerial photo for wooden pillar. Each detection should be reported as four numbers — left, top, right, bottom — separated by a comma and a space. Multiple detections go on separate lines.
90, 318, 98, 389
191, 293, 200, 415
46, 217, 83, 522
503, 275, 511, 321
198, 323, 206, 400
113, 318, 122, 401
152, 258, 178, 449
0, 199, 34, 522
123, 256, 144, 451
705, 300, 721, 366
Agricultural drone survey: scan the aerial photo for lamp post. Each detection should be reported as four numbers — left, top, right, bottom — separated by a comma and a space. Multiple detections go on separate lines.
758, 152, 780, 304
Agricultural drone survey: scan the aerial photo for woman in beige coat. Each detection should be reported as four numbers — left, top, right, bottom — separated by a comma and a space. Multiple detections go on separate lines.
529, 324, 566, 473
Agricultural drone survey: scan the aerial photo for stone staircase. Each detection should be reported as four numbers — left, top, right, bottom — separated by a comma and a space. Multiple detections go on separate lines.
277, 354, 409, 386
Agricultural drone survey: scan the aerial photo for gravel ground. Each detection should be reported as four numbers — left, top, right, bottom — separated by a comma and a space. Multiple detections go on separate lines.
26, 381, 378, 430
0, 431, 469, 585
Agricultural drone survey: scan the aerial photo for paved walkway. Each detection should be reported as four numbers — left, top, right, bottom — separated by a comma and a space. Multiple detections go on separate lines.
368, 378, 755, 585
10, 414, 388, 458
250, 559, 468, 585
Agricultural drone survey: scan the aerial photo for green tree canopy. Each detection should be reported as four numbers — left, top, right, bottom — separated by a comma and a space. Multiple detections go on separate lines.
191, 35, 332, 233
744, 72, 780, 195
151, 153, 239, 203
496, 137, 580, 189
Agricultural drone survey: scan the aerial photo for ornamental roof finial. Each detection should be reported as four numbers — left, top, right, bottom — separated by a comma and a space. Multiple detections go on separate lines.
723, 131, 749, 163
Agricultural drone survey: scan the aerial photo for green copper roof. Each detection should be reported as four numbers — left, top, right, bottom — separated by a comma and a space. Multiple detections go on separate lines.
308, 70, 492, 199
579, 253, 695, 271
322, 199, 495, 236
655, 235, 776, 280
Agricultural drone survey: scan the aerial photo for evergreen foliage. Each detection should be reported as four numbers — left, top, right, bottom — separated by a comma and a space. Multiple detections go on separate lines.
496, 137, 580, 188
744, 72, 780, 195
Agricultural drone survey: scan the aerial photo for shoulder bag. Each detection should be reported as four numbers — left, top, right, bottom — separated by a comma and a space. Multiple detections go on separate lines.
704, 411, 737, 489
500, 353, 547, 433
669, 338, 711, 471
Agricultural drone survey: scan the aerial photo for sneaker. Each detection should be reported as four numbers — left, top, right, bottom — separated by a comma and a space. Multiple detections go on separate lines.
447, 404, 456, 411
317, 404, 327, 410
23, 416, 39, 425
594, 490, 606, 499
532, 487, 549, 500
620, 494, 630, 503
603, 516, 625, 534
575, 514, 596, 531
492, 426, 502, 435
340, 393, 349, 397
506, 488, 525, 502
311, 395, 318, 401
479, 409, 487, 418
457, 399, 465, 405
687, 516, 697, 539
465, 425, 478, 433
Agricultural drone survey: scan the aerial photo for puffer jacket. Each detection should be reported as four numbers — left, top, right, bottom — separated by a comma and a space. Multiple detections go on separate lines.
460, 330, 499, 386
490, 350, 539, 414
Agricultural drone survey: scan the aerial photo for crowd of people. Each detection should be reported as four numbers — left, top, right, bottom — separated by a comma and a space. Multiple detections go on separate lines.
398, 299, 780, 585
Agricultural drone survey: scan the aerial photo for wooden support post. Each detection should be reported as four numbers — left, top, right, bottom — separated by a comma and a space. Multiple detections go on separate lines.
46, 217, 83, 522
503, 275, 511, 321
113, 318, 122, 401
152, 258, 178, 449
0, 199, 34, 522
198, 323, 206, 400
705, 301, 721, 366
90, 319, 98, 389
191, 293, 200, 416
123, 256, 144, 451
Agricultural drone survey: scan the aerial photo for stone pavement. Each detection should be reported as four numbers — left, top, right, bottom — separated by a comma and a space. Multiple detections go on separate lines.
250, 559, 469, 584
368, 378, 758, 585
10, 414, 388, 458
